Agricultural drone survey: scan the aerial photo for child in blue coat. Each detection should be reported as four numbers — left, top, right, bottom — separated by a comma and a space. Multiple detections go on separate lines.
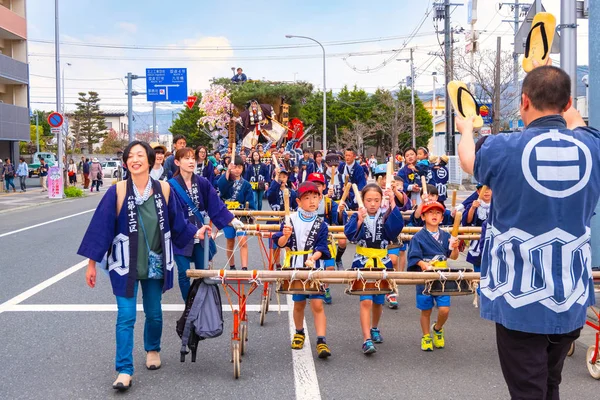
344, 183, 404, 355
218, 156, 256, 270
407, 200, 460, 352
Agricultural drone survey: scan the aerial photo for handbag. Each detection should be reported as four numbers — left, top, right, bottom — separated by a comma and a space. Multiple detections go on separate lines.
169, 178, 218, 260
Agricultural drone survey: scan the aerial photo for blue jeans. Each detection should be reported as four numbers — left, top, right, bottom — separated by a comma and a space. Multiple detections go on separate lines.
4, 177, 15, 191
254, 190, 264, 210
115, 279, 163, 375
175, 243, 208, 301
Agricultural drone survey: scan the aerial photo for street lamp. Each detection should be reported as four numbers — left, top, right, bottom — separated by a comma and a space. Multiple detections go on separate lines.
286, 34, 327, 153
61, 62, 71, 115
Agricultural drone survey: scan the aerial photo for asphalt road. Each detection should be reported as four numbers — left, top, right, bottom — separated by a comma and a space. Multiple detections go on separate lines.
0, 193, 599, 400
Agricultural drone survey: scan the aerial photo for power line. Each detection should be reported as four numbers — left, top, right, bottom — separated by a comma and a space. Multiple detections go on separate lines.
28, 32, 437, 51
343, 0, 434, 73
28, 48, 405, 62
30, 73, 122, 81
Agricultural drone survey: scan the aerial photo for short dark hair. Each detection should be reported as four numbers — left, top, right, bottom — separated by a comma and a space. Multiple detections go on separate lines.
361, 183, 383, 199
521, 66, 571, 113
20, 157, 25, 162
345, 148, 355, 154
123, 140, 155, 173
313, 151, 322, 159
421, 184, 438, 196
173, 134, 187, 145
404, 147, 417, 157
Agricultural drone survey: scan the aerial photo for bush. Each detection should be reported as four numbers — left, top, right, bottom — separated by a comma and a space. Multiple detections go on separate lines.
64, 186, 84, 198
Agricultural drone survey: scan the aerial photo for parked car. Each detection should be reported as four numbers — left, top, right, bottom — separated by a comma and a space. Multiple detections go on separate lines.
28, 152, 57, 177
101, 160, 120, 178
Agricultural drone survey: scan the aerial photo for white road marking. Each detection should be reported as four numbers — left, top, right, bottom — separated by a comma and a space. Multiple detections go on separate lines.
287, 295, 322, 400
0, 209, 95, 238
3, 304, 290, 312
0, 260, 88, 314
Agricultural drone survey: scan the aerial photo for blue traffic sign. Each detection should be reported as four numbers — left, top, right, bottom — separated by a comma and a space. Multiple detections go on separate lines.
47, 112, 64, 128
146, 68, 188, 102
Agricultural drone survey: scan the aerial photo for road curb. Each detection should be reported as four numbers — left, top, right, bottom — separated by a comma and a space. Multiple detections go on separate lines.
0, 193, 98, 214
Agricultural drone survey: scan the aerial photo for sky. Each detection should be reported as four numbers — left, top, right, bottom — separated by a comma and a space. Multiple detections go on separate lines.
26, 0, 589, 122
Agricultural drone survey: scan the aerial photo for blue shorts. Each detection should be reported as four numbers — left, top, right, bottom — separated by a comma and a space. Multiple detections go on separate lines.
292, 294, 325, 302
388, 247, 400, 256
415, 285, 451, 310
360, 294, 386, 305
400, 244, 407, 251
223, 226, 247, 240
323, 259, 335, 268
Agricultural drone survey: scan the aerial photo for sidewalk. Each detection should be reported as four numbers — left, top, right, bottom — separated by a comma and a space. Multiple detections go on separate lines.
0, 185, 102, 213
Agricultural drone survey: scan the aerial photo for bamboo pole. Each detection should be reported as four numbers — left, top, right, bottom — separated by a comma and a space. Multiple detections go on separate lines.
451, 189, 457, 209
330, 233, 481, 241
254, 217, 281, 222
231, 209, 416, 218
452, 211, 463, 237
240, 224, 481, 233
421, 176, 428, 195
352, 184, 364, 208
187, 269, 482, 280
283, 189, 291, 225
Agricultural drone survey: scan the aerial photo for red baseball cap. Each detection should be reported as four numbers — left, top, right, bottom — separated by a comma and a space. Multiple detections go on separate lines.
421, 200, 445, 214
297, 182, 320, 198
307, 173, 326, 185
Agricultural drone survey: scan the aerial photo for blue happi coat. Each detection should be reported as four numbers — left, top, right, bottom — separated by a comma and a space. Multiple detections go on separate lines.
77, 179, 197, 298
273, 213, 331, 269
196, 160, 215, 183
170, 174, 234, 257
217, 174, 256, 210
266, 180, 298, 212
407, 228, 452, 272
344, 207, 404, 269
244, 162, 270, 188
461, 194, 490, 266
474, 115, 600, 334
430, 165, 449, 203
337, 161, 367, 208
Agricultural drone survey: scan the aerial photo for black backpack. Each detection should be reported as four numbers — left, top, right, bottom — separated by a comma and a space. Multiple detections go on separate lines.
176, 279, 224, 362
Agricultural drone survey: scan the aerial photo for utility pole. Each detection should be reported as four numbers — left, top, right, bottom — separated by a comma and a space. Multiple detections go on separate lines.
560, 0, 578, 106
444, 0, 453, 155
493, 37, 502, 134
55, 0, 62, 170
152, 101, 157, 139
125, 72, 145, 142
35, 113, 40, 153
432, 72, 437, 155
410, 47, 416, 148
588, 0, 600, 270
512, 1, 520, 130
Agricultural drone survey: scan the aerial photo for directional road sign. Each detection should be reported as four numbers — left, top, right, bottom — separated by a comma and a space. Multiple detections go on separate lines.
146, 68, 188, 102
47, 112, 64, 128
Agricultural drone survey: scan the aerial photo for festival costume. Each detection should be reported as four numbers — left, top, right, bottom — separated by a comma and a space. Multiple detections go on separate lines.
344, 207, 404, 303
397, 164, 422, 206
170, 174, 234, 300
78, 179, 198, 376
430, 165, 449, 204
273, 210, 330, 302
407, 228, 453, 310
196, 160, 215, 183
474, 114, 600, 399
337, 161, 367, 205
244, 162, 270, 211
217, 174, 256, 239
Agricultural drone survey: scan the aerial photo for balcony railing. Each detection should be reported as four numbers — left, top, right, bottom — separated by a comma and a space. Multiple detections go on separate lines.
0, 102, 29, 141
0, 53, 28, 84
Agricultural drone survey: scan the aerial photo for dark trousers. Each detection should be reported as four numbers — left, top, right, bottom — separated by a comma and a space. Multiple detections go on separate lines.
496, 323, 580, 400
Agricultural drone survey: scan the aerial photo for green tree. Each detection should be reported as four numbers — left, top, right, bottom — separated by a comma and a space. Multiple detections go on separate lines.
211, 78, 313, 118
169, 92, 212, 149
71, 91, 107, 152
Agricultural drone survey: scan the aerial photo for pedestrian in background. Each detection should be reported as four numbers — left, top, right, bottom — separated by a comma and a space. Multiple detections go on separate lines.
78, 141, 206, 392
83, 158, 90, 189
16, 157, 28, 192
68, 159, 77, 186
3, 158, 16, 193
90, 157, 103, 192
39, 158, 49, 192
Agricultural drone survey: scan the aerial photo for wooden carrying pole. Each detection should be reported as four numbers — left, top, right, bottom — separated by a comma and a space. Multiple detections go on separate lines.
283, 189, 291, 225
187, 269, 482, 281
452, 211, 463, 237
451, 189, 457, 209
352, 184, 364, 208
421, 176, 428, 195
231, 209, 416, 218
240, 224, 481, 234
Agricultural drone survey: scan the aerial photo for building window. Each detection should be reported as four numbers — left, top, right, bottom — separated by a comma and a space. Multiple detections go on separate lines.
106, 122, 113, 130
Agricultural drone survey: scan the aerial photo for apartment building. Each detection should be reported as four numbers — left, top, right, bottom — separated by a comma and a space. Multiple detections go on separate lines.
0, 0, 29, 162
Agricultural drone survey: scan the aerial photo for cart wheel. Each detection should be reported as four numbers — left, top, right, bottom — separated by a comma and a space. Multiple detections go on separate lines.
260, 295, 268, 326
567, 341, 575, 357
240, 322, 248, 356
586, 345, 600, 379
232, 342, 241, 379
